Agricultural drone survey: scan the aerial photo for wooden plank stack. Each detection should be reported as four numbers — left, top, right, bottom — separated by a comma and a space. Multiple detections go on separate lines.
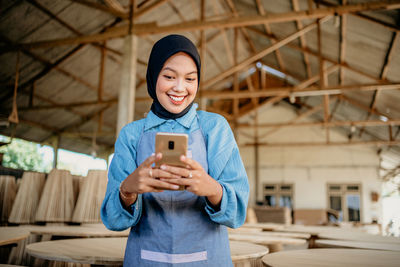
0, 175, 17, 224
9, 172, 46, 224
72, 170, 107, 223
253, 206, 292, 225
35, 169, 75, 223
71, 175, 83, 207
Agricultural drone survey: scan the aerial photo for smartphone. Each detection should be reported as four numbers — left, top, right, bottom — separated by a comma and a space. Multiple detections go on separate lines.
155, 133, 188, 190
155, 132, 188, 168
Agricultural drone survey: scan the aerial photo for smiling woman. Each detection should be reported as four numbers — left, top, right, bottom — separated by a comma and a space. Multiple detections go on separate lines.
101, 34, 249, 267
156, 52, 198, 114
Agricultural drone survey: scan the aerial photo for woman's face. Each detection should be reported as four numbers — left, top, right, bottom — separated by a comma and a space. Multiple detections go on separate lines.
156, 52, 198, 114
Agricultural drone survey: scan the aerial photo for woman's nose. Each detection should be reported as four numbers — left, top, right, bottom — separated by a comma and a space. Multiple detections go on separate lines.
173, 79, 185, 92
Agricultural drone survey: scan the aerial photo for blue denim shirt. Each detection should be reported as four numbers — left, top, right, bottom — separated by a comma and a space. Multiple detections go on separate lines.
101, 104, 249, 230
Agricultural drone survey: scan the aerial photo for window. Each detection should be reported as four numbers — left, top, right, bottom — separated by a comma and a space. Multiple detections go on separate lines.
263, 183, 293, 209
327, 184, 361, 222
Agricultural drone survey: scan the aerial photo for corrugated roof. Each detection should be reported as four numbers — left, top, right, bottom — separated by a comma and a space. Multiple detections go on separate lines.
0, 0, 399, 178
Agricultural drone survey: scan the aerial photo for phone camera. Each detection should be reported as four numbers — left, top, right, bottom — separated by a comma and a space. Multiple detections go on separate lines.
168, 141, 174, 150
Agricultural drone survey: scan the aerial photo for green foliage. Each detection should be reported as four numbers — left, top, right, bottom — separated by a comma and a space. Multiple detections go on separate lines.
0, 137, 51, 172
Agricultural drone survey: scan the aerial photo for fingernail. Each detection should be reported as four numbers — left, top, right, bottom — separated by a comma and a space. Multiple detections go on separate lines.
151, 153, 155, 156
173, 185, 180, 189
160, 165, 167, 170
181, 155, 186, 160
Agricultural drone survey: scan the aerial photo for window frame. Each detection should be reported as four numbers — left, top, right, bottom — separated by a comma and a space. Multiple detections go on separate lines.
327, 183, 362, 222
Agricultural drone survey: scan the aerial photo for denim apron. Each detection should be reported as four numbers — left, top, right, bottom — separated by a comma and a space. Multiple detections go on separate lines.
123, 117, 232, 266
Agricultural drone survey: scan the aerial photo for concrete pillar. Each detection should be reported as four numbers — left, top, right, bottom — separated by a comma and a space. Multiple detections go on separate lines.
116, 34, 138, 137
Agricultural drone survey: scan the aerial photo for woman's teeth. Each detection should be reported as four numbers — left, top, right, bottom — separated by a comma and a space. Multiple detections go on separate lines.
169, 95, 185, 102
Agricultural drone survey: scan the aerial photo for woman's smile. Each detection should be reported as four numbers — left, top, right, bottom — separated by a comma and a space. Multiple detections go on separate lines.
168, 94, 187, 105
156, 52, 198, 114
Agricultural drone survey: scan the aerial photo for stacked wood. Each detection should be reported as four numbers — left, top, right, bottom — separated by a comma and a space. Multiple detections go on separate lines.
71, 175, 84, 206
253, 206, 292, 225
0, 175, 17, 224
35, 169, 75, 223
9, 172, 46, 224
72, 170, 107, 223
245, 207, 258, 223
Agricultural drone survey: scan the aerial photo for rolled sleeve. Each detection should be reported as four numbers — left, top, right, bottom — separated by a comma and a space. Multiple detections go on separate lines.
200, 112, 249, 229
101, 125, 143, 231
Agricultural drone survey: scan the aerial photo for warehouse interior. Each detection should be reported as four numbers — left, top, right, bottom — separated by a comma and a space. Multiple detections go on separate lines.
0, 0, 400, 266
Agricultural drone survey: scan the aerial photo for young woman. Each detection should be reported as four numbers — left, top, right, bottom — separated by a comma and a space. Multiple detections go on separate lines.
101, 34, 249, 266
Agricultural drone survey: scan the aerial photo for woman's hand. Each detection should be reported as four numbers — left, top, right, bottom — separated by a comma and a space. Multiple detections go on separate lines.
120, 153, 182, 207
159, 155, 223, 207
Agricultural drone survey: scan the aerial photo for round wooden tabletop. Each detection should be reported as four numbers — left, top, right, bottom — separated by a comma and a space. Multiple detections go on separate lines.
20, 224, 129, 237
318, 231, 400, 244
315, 239, 400, 252
0, 227, 30, 246
262, 248, 400, 267
242, 223, 285, 231
229, 233, 307, 246
26, 237, 269, 265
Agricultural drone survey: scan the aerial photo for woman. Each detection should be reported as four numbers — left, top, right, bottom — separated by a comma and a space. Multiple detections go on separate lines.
101, 34, 249, 266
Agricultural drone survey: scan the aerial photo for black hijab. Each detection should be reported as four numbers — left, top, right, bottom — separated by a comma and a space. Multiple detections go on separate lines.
146, 34, 201, 120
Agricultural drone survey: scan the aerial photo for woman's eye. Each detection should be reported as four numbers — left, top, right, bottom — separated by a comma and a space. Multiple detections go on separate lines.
163, 75, 174, 79
186, 77, 196, 82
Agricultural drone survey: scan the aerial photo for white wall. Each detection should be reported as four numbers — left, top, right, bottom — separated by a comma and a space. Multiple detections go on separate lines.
237, 103, 382, 223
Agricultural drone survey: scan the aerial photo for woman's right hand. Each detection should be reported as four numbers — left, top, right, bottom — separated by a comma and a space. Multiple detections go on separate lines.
120, 153, 181, 202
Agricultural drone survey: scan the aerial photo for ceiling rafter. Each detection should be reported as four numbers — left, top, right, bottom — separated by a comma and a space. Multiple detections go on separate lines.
244, 140, 400, 147
6, 1, 400, 51
255, 0, 286, 71
239, 119, 400, 129
257, 103, 324, 139
203, 17, 329, 88
291, 0, 312, 79
359, 31, 399, 138
245, 25, 394, 84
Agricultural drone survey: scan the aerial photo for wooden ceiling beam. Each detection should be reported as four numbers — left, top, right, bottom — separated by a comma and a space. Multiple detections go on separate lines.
103, 0, 126, 14
203, 17, 329, 88
339, 94, 392, 120
317, 0, 400, 33
236, 63, 338, 119
70, 0, 128, 18
238, 95, 283, 119
291, 0, 312, 79
210, 1, 234, 66
339, 0, 347, 85
257, 103, 324, 139
40, 104, 113, 143
255, 0, 286, 71
26, 0, 123, 58
359, 31, 399, 137
245, 25, 392, 83
239, 119, 400, 129
9, 1, 400, 50
202, 82, 400, 99
244, 140, 400, 147
223, 0, 257, 54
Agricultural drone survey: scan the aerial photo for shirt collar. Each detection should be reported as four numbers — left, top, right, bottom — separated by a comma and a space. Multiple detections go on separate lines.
144, 103, 198, 131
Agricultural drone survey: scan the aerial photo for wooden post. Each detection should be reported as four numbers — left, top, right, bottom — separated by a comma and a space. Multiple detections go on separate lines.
52, 135, 60, 169
116, 0, 137, 137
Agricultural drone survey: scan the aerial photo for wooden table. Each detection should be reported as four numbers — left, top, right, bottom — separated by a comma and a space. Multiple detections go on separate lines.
26, 238, 269, 266
21, 224, 129, 238
315, 239, 400, 252
0, 227, 30, 246
318, 231, 400, 244
262, 248, 400, 267
242, 223, 285, 231
229, 233, 307, 252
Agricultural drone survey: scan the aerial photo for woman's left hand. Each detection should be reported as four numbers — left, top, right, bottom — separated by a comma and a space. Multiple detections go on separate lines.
159, 155, 223, 206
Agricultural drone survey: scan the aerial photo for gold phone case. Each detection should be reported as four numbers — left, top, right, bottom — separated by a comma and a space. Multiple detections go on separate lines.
155, 132, 188, 190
